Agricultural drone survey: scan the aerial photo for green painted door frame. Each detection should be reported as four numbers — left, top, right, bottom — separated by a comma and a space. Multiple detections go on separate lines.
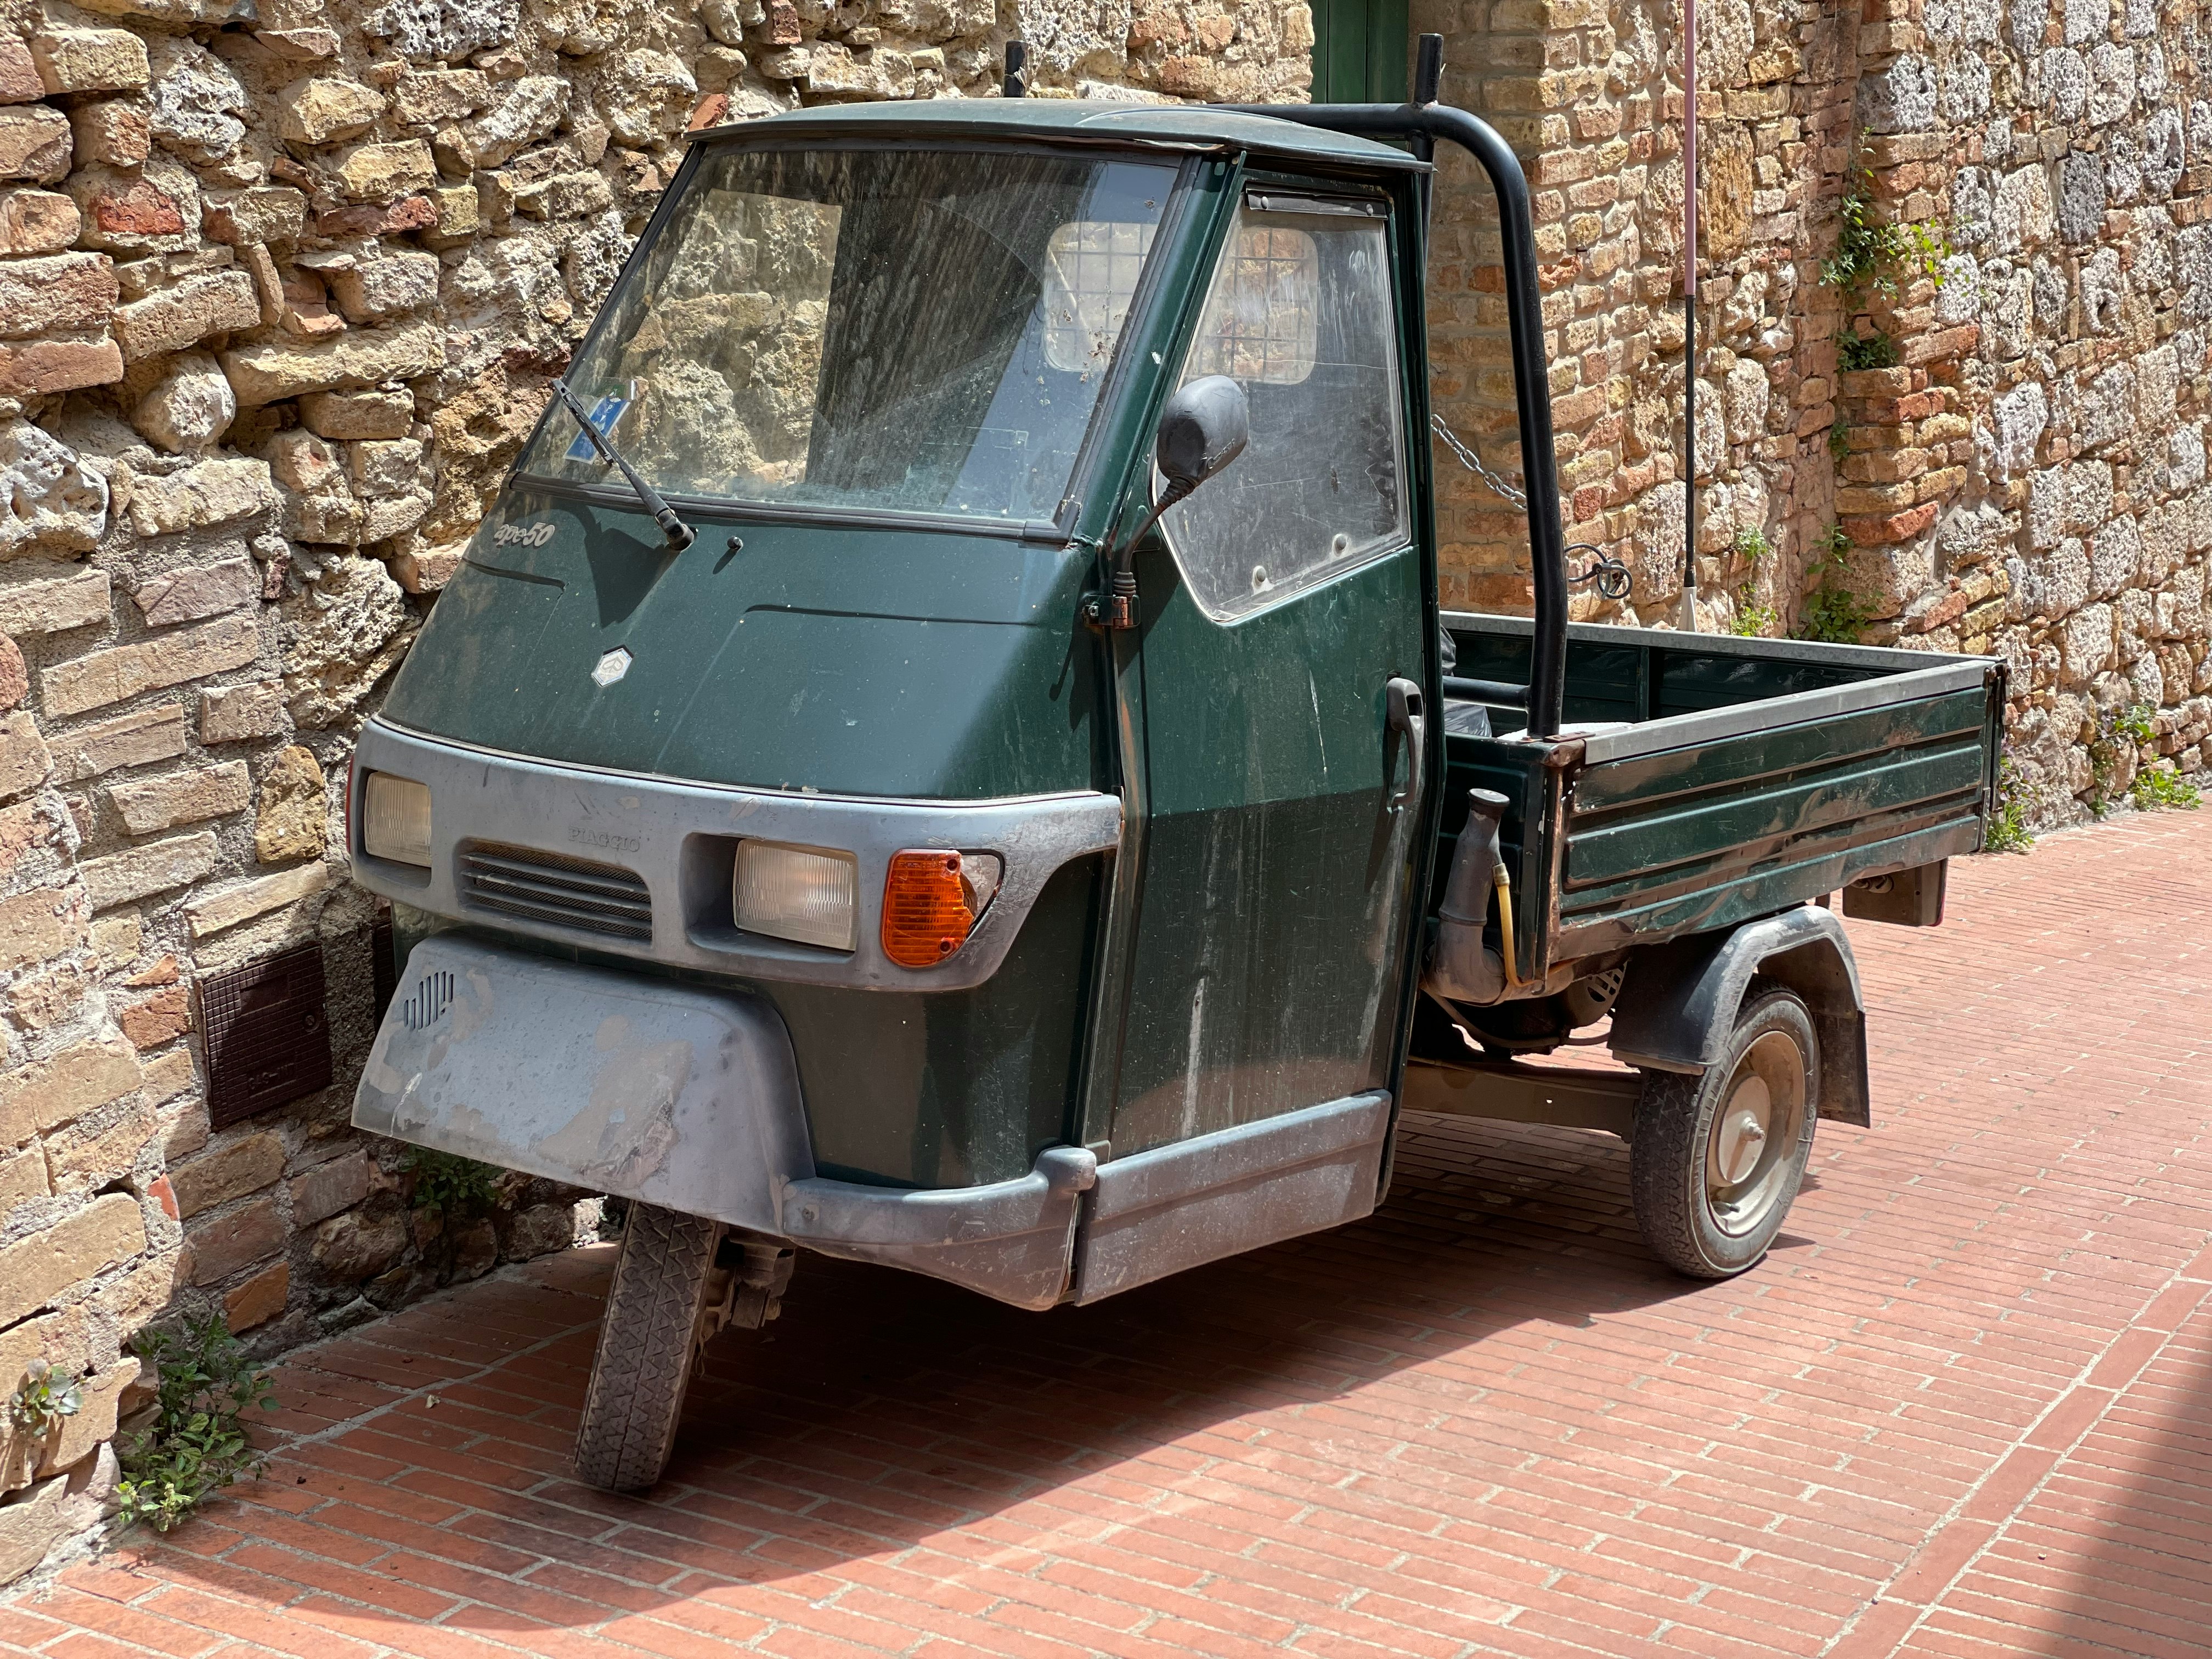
1310, 0, 1410, 104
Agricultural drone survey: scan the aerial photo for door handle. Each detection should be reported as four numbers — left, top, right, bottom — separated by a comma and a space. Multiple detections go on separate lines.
1385, 677, 1425, 813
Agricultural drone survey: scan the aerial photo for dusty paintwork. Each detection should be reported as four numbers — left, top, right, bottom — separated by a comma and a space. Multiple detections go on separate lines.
357, 933, 812, 1233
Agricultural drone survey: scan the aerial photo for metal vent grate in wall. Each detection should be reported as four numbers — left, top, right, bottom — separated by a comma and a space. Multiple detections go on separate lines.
457, 842, 653, 942
202, 943, 334, 1129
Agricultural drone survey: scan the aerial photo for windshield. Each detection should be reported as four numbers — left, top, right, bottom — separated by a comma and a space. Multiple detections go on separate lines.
520, 145, 1178, 522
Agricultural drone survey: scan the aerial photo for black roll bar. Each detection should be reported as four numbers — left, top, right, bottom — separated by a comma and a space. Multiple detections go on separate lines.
1218, 91, 1568, 740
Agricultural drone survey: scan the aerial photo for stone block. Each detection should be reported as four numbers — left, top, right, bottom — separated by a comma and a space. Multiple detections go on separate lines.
392, 543, 465, 593
253, 745, 326, 862
0, 1192, 146, 1328
200, 681, 285, 744
70, 100, 150, 167
117, 983, 189, 1050
185, 1194, 281, 1285
313, 195, 438, 239
0, 797, 54, 877
0, 710, 50, 799
0, 884, 86, 970
8, 960, 85, 1030
326, 253, 439, 322
224, 1261, 289, 1333
105, 759, 250, 834
49, 704, 187, 782
31, 29, 150, 95
359, 492, 430, 543
139, 1048, 194, 1107
69, 159, 198, 253
393, 70, 488, 126
0, 38, 40, 103
298, 388, 413, 441
0, 254, 116, 341
202, 185, 306, 246
172, 1132, 284, 1219
0, 337, 124, 399
77, 831, 218, 910
220, 321, 444, 408
124, 456, 278, 538
0, 1472, 72, 1582
0, 1142, 47, 1215
349, 438, 424, 497
132, 558, 256, 628
43, 1095, 155, 1192
0, 189, 80, 256
313, 1204, 408, 1281
0, 426, 110, 563
514, 171, 614, 220
42, 613, 259, 718
0, 107, 71, 183
274, 77, 384, 146
132, 351, 236, 455
183, 859, 329, 938
289, 1150, 369, 1228
112, 270, 261, 363
334, 140, 436, 202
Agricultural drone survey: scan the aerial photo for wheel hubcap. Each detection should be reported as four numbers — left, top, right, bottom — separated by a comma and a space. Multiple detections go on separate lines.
1703, 1029, 1807, 1238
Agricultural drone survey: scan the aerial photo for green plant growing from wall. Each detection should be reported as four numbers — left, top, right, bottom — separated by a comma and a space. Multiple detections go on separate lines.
2131, 765, 2202, 811
1821, 151, 1949, 300
1837, 331, 1899, 371
1828, 421, 1850, 463
404, 1146, 501, 1217
2086, 702, 2157, 817
1793, 523, 1872, 645
6, 1359, 82, 1438
1729, 526, 1776, 636
1983, 756, 2037, 853
116, 1315, 276, 1533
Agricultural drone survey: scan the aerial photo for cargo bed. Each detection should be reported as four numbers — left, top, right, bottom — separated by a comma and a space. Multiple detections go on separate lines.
1431, 613, 2007, 985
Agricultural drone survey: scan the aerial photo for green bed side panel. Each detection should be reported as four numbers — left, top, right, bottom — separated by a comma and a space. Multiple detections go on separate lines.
1553, 687, 1992, 954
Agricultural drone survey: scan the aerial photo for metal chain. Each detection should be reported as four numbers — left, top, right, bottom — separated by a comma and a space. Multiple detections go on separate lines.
1429, 412, 1527, 510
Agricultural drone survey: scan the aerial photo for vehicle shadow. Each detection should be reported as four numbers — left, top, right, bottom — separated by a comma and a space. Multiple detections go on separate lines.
149, 1111, 1743, 1641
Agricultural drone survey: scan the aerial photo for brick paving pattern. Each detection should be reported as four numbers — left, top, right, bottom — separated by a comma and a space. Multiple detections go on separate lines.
5, 810, 2210, 1658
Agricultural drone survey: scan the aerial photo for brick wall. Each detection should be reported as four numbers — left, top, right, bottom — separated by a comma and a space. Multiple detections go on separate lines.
1421, 0, 2212, 812
0, 0, 1311, 1587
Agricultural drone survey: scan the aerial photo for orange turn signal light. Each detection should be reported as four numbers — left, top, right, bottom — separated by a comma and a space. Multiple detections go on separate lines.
881, 850, 1001, 968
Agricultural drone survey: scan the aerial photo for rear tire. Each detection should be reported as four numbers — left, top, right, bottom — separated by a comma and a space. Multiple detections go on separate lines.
1630, 985, 1818, 1279
574, 1203, 724, 1492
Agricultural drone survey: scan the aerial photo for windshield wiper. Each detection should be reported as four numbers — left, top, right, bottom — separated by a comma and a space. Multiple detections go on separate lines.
552, 381, 696, 551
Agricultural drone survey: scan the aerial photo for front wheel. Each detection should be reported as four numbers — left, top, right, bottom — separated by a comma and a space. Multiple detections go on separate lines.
1630, 985, 1818, 1278
573, 1203, 724, 1492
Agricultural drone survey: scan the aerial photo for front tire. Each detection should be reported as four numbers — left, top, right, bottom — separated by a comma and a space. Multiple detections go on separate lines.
574, 1203, 724, 1492
1630, 985, 1818, 1278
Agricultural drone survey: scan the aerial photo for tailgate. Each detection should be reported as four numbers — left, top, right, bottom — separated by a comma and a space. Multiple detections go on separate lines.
1553, 658, 2004, 956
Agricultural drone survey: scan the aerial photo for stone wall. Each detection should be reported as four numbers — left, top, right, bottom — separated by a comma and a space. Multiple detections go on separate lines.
0, 0, 1311, 1587
1419, 0, 2212, 814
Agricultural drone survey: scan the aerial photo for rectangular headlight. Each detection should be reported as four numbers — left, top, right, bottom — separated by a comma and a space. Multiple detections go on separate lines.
362, 773, 432, 867
734, 839, 857, 951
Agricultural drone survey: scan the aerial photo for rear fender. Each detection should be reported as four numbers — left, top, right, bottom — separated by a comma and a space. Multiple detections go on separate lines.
1606, 906, 1871, 1127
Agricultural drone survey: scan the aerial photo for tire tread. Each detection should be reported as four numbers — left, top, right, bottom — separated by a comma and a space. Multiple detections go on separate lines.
573, 1204, 721, 1492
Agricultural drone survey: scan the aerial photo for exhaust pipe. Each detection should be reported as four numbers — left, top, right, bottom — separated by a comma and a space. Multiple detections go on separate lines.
1426, 788, 1515, 1005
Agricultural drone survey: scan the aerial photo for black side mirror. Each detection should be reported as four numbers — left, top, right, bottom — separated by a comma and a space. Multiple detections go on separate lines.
1155, 375, 1249, 501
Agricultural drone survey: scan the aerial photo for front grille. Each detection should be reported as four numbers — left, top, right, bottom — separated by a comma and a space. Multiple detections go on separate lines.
458, 843, 653, 943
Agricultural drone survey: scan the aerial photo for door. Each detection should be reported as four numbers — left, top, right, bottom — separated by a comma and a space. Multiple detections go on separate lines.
1310, 0, 1410, 103
1108, 185, 1433, 1158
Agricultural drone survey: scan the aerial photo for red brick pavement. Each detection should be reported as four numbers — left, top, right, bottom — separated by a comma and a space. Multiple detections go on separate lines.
6, 809, 2211, 1658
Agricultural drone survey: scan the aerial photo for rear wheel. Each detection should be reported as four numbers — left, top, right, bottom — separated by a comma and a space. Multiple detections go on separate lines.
574, 1203, 724, 1492
1630, 985, 1818, 1279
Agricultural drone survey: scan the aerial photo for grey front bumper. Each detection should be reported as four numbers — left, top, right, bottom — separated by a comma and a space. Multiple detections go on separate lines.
357, 933, 1096, 1308
359, 935, 1391, 1313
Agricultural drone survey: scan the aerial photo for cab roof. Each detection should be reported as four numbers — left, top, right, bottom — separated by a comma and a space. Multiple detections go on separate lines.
685, 97, 1430, 173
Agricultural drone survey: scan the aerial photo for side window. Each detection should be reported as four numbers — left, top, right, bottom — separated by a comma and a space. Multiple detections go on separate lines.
1162, 195, 1407, 622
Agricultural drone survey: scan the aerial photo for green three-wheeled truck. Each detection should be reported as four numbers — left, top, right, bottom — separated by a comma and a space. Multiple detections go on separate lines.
349, 48, 2004, 1490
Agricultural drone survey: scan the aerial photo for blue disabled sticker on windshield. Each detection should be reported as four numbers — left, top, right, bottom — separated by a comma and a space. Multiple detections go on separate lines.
564, 394, 631, 460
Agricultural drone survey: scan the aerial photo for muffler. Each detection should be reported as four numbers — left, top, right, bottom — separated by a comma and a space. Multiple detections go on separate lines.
1426, 787, 1515, 1005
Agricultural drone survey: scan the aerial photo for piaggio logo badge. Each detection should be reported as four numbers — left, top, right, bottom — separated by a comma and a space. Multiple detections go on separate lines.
492, 520, 558, 548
